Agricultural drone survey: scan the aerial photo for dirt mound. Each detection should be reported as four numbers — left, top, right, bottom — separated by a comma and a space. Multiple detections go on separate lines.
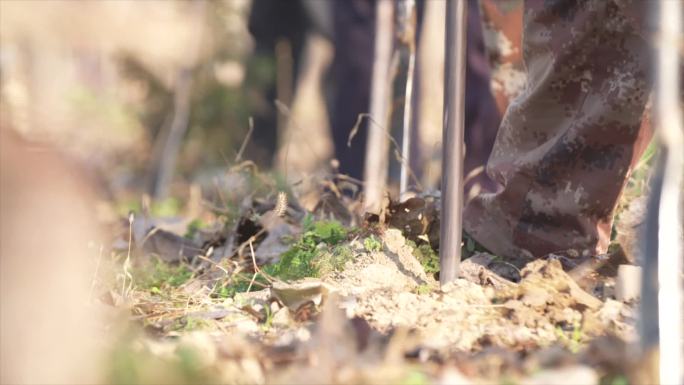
320, 230, 636, 354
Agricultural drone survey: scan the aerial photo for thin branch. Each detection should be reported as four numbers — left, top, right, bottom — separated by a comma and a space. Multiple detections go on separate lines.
348, 113, 423, 191
235, 117, 255, 163
247, 238, 273, 293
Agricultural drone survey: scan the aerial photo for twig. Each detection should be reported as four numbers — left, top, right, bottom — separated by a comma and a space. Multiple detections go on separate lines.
140, 226, 160, 250
213, 177, 229, 211
201, 200, 232, 215
196, 254, 229, 276
334, 173, 364, 186
235, 117, 255, 163
236, 228, 267, 260
494, 260, 522, 276
348, 113, 423, 191
464, 165, 486, 186
228, 159, 259, 174
246, 241, 258, 292
122, 212, 135, 299
247, 238, 273, 292
233, 271, 270, 289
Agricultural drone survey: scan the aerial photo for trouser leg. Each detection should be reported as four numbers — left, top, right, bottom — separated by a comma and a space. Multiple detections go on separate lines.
464, 0, 653, 261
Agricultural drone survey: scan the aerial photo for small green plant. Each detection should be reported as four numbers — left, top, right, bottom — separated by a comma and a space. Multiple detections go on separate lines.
264, 220, 349, 281
260, 305, 275, 332
363, 235, 383, 252
407, 240, 440, 275
184, 219, 207, 239
210, 220, 351, 298
555, 320, 583, 353
173, 316, 210, 332
307, 220, 348, 244
415, 284, 433, 295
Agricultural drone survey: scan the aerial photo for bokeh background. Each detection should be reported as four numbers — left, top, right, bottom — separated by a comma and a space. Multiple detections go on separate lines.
0, 0, 448, 209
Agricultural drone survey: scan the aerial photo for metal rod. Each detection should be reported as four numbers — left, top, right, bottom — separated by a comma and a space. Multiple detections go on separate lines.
654, 0, 683, 382
399, 0, 417, 199
439, 0, 467, 285
363, 0, 394, 214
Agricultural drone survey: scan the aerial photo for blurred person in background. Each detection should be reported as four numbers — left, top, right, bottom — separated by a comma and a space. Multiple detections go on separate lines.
246, 0, 332, 168
246, 0, 516, 197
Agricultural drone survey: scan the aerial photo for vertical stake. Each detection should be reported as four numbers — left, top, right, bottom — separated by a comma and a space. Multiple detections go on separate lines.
439, 0, 467, 286
363, 0, 394, 214
399, 0, 417, 199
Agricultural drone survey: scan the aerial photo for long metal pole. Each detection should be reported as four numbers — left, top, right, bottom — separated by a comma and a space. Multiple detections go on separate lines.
654, 0, 683, 382
363, 0, 394, 214
439, 0, 467, 285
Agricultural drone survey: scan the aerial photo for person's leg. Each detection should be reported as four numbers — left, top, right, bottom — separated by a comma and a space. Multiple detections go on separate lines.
462, 0, 505, 196
478, 0, 525, 116
330, 0, 376, 180
464, 0, 653, 262
246, 0, 308, 168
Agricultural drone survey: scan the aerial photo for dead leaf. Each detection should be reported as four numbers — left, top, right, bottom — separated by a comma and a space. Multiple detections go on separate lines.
385, 196, 439, 249
271, 280, 333, 311
254, 214, 298, 264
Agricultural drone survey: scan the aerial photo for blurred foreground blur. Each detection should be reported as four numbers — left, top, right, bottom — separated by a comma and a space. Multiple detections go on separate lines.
0, 128, 103, 383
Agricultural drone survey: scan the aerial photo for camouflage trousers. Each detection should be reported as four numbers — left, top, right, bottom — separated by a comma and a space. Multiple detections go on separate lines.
464, 0, 654, 261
